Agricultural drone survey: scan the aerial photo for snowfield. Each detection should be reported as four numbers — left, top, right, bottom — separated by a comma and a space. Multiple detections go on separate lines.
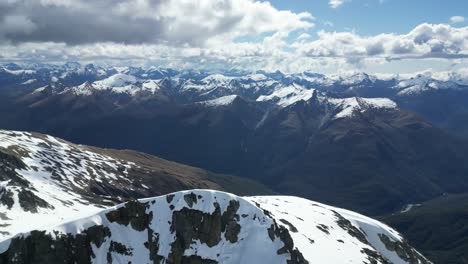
0, 130, 138, 241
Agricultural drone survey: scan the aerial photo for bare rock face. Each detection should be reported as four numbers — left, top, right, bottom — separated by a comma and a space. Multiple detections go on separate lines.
0, 190, 431, 264
379, 234, 430, 264
0, 225, 111, 264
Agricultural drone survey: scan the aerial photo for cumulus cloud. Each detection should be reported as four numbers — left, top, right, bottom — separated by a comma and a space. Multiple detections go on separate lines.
0, 0, 466, 74
0, 0, 313, 45
450, 16, 465, 24
294, 23, 468, 62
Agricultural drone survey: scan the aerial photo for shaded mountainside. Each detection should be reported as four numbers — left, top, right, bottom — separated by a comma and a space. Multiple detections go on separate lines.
382, 193, 468, 264
255, 102, 468, 214
2, 89, 468, 215
0, 190, 431, 264
0, 130, 273, 240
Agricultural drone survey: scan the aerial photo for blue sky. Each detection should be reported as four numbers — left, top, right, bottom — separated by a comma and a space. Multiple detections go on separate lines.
272, 0, 467, 35
0, 0, 467, 74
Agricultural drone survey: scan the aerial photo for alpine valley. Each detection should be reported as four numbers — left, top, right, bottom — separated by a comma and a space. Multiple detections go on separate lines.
1, 62, 468, 263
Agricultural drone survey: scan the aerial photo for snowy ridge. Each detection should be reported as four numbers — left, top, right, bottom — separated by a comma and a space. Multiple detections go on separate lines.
8, 63, 466, 113
68, 73, 161, 95
328, 97, 398, 119
257, 83, 315, 107
0, 130, 139, 241
0, 190, 430, 264
0, 68, 36, 75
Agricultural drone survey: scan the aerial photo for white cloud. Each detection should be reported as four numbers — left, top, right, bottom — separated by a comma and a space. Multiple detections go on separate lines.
329, 0, 346, 8
450, 16, 465, 24
0, 0, 314, 45
294, 23, 468, 62
0, 5, 467, 76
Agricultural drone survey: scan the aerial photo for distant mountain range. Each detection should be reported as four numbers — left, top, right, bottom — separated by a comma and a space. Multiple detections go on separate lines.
1, 62, 468, 215
2, 62, 468, 138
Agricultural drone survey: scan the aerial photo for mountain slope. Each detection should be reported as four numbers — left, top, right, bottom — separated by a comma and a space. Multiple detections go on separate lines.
0, 130, 273, 240
0, 190, 430, 264
242, 98, 468, 214
382, 193, 468, 264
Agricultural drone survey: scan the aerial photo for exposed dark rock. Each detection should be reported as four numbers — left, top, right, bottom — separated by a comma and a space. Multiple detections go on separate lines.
168, 199, 242, 263
0, 189, 14, 209
221, 200, 241, 243
180, 255, 218, 264
316, 224, 330, 235
378, 234, 431, 264
106, 200, 152, 232
166, 194, 175, 203
183, 192, 198, 208
169, 204, 222, 264
361, 248, 391, 264
0, 225, 111, 264
109, 241, 132, 256
267, 221, 308, 264
146, 228, 165, 263
333, 211, 369, 244
18, 189, 53, 213
107, 240, 133, 262
279, 219, 298, 233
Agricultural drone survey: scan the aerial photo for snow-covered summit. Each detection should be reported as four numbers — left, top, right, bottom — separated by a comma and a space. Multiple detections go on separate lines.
68, 73, 161, 95
0, 189, 430, 264
256, 83, 315, 107
328, 97, 398, 119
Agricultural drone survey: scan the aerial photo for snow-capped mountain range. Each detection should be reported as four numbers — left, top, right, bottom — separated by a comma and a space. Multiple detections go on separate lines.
2, 62, 467, 99
2, 63, 406, 120
0, 189, 430, 264
3, 62, 468, 129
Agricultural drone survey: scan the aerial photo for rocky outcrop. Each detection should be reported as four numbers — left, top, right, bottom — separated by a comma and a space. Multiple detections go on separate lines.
379, 234, 431, 264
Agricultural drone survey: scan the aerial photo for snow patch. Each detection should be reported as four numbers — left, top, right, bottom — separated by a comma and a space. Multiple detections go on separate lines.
199, 95, 238, 106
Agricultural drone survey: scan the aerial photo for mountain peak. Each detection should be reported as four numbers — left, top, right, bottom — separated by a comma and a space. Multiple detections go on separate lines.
329, 97, 398, 119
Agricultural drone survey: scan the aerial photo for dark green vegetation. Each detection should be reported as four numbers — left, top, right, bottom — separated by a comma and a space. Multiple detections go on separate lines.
382, 193, 468, 264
